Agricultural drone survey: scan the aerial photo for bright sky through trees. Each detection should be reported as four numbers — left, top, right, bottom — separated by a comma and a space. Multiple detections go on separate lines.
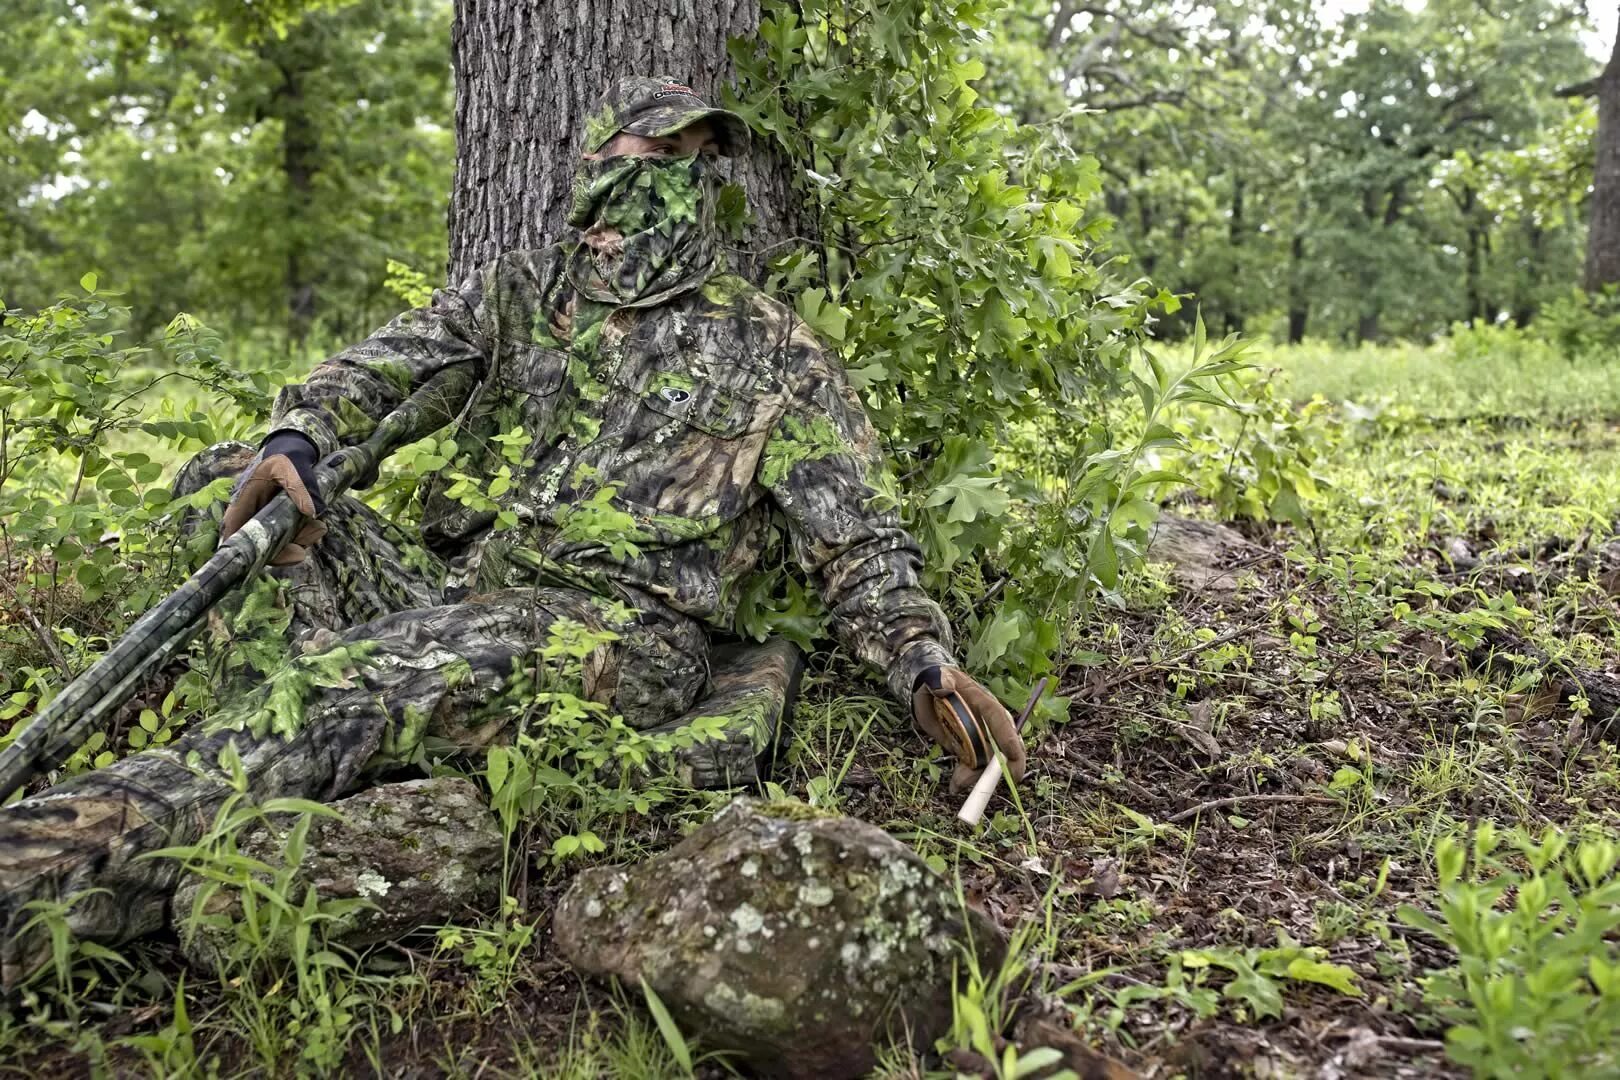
1319, 0, 1616, 58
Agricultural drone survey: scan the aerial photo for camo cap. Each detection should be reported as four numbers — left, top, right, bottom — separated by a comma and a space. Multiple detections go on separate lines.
583, 75, 750, 156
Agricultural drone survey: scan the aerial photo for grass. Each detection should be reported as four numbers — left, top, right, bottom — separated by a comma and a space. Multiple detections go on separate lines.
7, 328, 1620, 1076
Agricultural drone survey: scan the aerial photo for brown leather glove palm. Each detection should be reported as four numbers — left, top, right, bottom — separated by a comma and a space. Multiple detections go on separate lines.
220, 431, 328, 566
912, 666, 1026, 794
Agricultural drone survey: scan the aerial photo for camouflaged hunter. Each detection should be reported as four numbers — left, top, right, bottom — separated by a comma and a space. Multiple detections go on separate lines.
0, 75, 1025, 979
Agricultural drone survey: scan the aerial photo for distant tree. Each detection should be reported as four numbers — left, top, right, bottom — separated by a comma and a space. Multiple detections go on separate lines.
1584, 27, 1620, 293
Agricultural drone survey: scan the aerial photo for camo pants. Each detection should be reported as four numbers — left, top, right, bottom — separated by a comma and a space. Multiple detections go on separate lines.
0, 442, 708, 982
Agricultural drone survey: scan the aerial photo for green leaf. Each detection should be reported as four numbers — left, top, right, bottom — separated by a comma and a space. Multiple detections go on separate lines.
967, 605, 1024, 670
1011, 1046, 1066, 1078
80, 272, 97, 293
1089, 529, 1118, 589
923, 473, 1011, 524
485, 746, 509, 795
1283, 957, 1362, 996
1328, 766, 1363, 791
641, 977, 694, 1075
1223, 959, 1284, 1019
796, 287, 850, 343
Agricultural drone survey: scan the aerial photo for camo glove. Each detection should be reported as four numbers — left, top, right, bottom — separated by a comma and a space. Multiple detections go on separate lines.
220, 431, 328, 566
912, 665, 1026, 794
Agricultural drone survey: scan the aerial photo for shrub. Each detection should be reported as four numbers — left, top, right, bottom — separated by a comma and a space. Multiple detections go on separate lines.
1399, 823, 1620, 1078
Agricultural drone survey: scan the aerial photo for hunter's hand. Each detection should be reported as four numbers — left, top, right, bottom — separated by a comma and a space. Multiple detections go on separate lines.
220, 431, 328, 566
912, 665, 1026, 794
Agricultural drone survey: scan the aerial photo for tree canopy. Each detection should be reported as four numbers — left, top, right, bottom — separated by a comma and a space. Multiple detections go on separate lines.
3, 0, 1607, 347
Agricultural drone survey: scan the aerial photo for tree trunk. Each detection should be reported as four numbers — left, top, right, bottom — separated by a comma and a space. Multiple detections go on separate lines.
1356, 186, 1384, 344
1586, 29, 1620, 293
1356, 311, 1380, 344
1224, 174, 1245, 335
1465, 227, 1484, 323
1514, 222, 1544, 327
1287, 238, 1309, 345
273, 59, 319, 347
1460, 185, 1484, 324
446, 0, 809, 284
1136, 153, 1156, 277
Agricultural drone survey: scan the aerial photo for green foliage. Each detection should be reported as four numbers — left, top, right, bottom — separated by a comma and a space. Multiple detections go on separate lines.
732, 5, 1264, 679
0, 285, 270, 720
639, 978, 696, 1077
946, 874, 1083, 1080
1, 0, 453, 345
1272, 330, 1620, 426
474, 617, 720, 871
431, 896, 539, 1016
1532, 287, 1620, 360
1172, 370, 1337, 529
384, 259, 440, 309
1179, 934, 1363, 1021
1399, 825, 1620, 1078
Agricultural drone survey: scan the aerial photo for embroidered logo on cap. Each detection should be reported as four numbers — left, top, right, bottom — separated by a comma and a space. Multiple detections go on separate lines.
660, 386, 692, 404
652, 84, 698, 101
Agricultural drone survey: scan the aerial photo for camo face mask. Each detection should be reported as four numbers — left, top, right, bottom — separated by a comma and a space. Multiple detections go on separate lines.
566, 152, 721, 306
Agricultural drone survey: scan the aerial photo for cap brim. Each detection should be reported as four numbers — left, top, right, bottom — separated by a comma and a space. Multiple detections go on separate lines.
621, 106, 751, 156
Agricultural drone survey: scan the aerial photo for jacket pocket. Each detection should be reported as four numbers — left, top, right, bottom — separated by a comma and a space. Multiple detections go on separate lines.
498, 344, 568, 398
640, 379, 751, 438
632, 350, 784, 439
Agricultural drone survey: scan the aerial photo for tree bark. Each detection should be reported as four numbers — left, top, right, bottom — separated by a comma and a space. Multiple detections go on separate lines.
1356, 186, 1385, 344
1287, 231, 1309, 345
1513, 222, 1544, 328
1356, 311, 1380, 345
1224, 174, 1245, 335
1136, 153, 1157, 277
270, 56, 319, 347
446, 0, 809, 284
1451, 183, 1484, 324
1586, 28, 1620, 293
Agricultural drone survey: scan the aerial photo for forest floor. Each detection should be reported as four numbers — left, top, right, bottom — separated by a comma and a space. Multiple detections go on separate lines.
12, 338, 1620, 1077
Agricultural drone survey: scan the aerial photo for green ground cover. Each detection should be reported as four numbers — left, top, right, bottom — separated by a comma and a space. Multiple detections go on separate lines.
4, 327, 1620, 1077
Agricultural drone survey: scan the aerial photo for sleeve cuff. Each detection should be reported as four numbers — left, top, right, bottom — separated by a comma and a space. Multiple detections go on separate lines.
887, 639, 956, 706
266, 411, 338, 459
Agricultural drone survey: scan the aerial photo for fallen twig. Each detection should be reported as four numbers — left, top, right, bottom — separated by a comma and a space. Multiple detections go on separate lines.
1371, 1036, 1447, 1054
18, 604, 71, 680
1165, 793, 1340, 824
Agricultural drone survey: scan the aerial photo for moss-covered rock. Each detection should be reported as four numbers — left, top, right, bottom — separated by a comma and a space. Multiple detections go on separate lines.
172, 776, 501, 970
553, 797, 1004, 1079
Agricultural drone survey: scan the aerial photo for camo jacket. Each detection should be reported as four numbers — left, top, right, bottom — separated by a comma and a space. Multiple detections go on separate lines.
269, 246, 955, 703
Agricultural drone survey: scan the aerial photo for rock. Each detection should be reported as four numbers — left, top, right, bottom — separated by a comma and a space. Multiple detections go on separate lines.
1148, 515, 1249, 592
172, 776, 502, 970
1441, 535, 1480, 570
554, 798, 1004, 1079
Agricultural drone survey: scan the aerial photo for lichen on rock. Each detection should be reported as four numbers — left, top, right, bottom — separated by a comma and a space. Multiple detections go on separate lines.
553, 797, 1004, 1079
